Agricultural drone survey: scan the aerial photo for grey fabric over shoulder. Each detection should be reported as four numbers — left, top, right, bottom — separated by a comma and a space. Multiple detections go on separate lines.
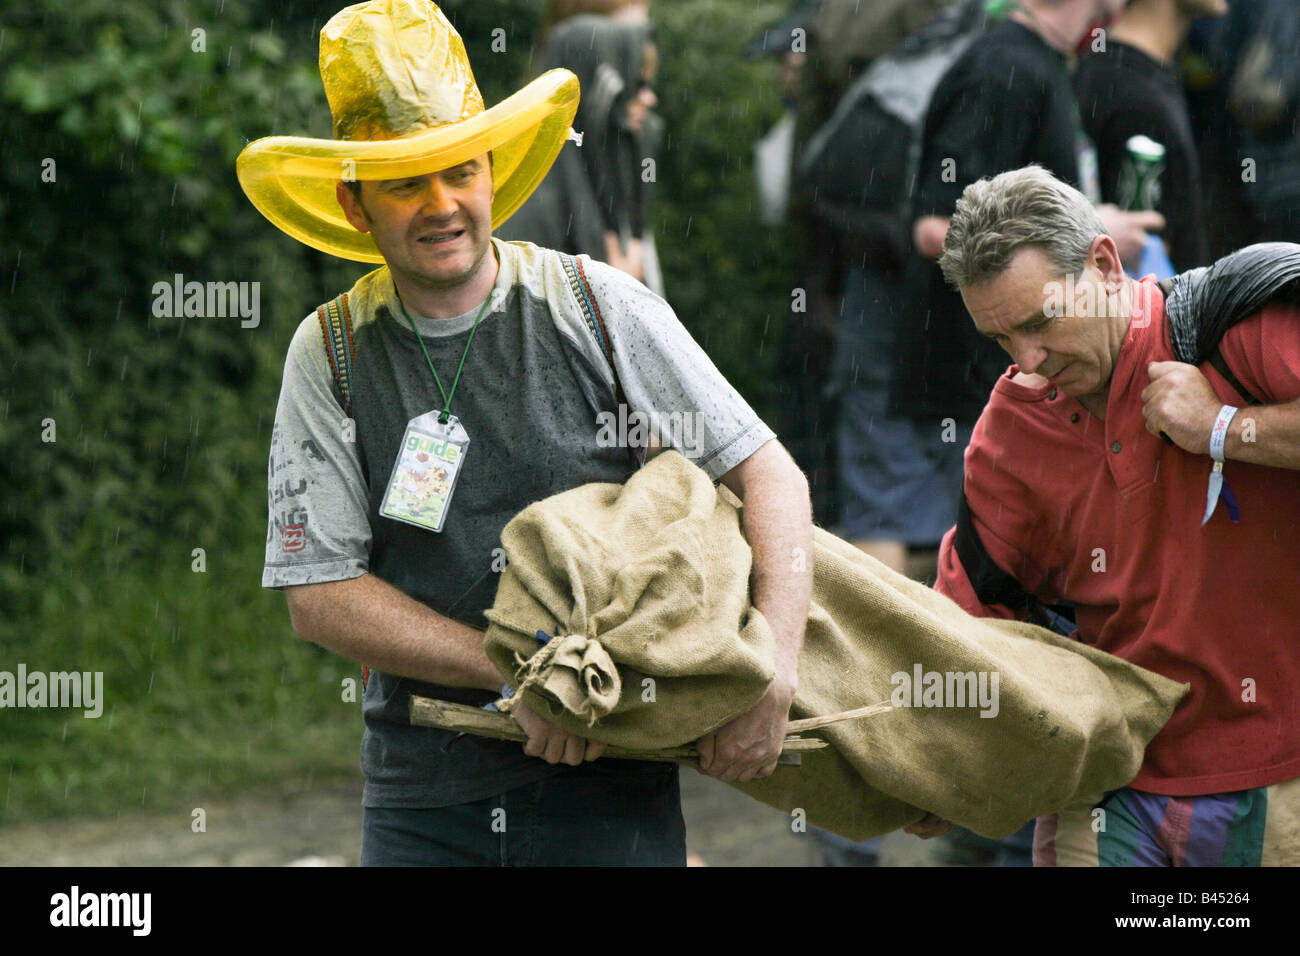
1165, 241, 1300, 363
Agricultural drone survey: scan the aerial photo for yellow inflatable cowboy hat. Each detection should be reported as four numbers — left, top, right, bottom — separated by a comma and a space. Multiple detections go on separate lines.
236, 0, 580, 262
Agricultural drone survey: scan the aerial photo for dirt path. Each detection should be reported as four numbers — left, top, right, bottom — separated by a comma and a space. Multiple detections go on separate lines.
0, 780, 365, 867
0, 771, 933, 866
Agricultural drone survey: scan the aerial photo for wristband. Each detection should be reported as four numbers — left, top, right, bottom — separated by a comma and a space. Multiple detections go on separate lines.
1209, 404, 1238, 462
1202, 405, 1241, 526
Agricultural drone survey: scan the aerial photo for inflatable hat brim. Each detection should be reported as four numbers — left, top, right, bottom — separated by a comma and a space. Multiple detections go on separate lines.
236, 69, 579, 263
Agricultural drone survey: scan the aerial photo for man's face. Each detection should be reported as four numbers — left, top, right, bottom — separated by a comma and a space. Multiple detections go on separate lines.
337, 154, 494, 294
961, 241, 1129, 400
623, 42, 659, 135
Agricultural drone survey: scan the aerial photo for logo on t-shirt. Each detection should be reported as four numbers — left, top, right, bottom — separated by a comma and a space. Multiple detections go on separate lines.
282, 523, 306, 553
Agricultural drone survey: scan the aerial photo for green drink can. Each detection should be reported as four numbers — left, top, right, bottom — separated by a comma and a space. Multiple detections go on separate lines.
1118, 134, 1166, 212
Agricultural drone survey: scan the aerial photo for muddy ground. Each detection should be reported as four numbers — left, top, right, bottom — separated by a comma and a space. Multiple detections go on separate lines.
0, 769, 940, 866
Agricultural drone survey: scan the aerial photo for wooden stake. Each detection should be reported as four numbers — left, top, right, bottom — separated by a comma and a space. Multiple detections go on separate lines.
409, 695, 828, 767
785, 701, 893, 733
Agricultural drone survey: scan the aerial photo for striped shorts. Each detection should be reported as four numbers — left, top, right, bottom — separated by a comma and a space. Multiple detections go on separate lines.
1033, 776, 1300, 866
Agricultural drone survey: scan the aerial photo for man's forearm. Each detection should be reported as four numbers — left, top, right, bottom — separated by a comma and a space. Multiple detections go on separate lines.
1225, 397, 1300, 469
728, 446, 814, 692
285, 573, 502, 691
663, 441, 814, 780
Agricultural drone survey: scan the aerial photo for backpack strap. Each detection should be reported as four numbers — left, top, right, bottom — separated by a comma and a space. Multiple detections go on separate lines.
315, 293, 369, 688
953, 489, 1032, 613
953, 490, 1077, 636
560, 253, 627, 407
316, 293, 355, 419
1208, 349, 1262, 407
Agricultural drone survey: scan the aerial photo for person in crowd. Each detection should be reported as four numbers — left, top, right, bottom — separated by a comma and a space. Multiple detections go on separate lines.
777, 0, 959, 530
1202, 0, 1300, 244
936, 165, 1300, 866
1074, 0, 1229, 271
887, 0, 1163, 865
499, 14, 666, 296
899, 0, 1160, 560
242, 0, 811, 866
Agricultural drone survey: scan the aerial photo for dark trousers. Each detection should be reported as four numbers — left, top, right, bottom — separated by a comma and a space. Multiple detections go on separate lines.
361, 762, 686, 866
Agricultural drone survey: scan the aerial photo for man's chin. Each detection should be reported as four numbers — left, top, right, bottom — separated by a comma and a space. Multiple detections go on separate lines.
1048, 364, 1090, 394
408, 265, 470, 289
410, 243, 491, 289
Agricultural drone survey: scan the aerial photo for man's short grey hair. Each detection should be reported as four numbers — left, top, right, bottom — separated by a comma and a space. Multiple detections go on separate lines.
938, 165, 1107, 289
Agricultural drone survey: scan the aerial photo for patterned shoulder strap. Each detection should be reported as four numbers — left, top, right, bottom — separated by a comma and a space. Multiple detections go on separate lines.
316, 292, 355, 418
315, 293, 367, 688
560, 253, 627, 406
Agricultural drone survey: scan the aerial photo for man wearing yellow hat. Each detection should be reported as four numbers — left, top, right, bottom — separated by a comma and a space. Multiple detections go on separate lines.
242, 0, 812, 865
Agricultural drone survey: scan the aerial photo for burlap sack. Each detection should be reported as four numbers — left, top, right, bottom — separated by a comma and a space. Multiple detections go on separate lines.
483, 451, 1189, 840
484, 452, 776, 745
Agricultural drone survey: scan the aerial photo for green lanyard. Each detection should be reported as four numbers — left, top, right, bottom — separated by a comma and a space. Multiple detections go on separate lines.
394, 291, 492, 424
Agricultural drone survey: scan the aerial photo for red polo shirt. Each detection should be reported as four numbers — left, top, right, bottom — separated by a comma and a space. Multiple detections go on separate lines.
937, 278, 1300, 795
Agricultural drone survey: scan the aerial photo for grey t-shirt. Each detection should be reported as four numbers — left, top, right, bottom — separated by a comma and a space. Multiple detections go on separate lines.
263, 238, 776, 807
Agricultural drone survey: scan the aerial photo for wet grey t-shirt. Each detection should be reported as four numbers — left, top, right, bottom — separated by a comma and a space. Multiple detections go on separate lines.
263, 239, 775, 807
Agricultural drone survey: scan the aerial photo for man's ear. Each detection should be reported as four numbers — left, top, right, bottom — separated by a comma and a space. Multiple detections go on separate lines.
336, 181, 371, 234
1090, 233, 1124, 285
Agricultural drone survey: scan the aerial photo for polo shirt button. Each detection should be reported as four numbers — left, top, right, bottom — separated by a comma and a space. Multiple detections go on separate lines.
1071, 413, 1080, 423
1048, 389, 1058, 400
1111, 440, 1122, 453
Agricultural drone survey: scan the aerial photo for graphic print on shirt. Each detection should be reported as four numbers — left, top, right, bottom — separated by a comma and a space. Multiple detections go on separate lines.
268, 422, 311, 554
